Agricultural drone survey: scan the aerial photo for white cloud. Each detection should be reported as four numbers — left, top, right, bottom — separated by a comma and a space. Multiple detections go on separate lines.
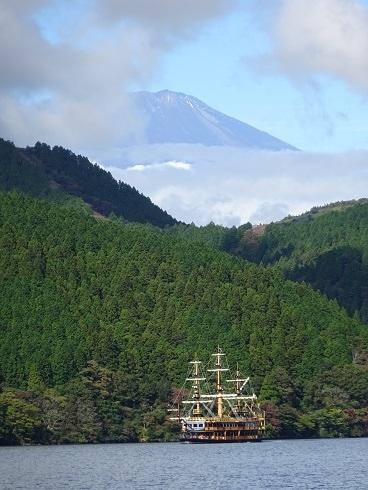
104, 145, 368, 225
261, 0, 368, 91
166, 161, 192, 170
127, 160, 192, 172
95, 0, 234, 39
250, 202, 289, 224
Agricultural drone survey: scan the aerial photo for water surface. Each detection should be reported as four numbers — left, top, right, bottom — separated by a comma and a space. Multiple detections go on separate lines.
1, 438, 367, 489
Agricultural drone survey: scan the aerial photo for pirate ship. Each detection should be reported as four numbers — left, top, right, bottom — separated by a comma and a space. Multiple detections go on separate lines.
169, 348, 265, 443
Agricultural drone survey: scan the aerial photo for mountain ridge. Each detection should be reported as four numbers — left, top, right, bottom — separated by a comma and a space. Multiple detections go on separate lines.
0, 137, 177, 228
234, 199, 368, 323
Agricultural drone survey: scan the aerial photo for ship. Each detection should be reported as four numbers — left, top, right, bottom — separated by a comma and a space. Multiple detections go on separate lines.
169, 348, 265, 443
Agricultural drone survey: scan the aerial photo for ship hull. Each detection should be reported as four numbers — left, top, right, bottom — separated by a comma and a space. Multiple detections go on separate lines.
180, 416, 263, 443
180, 438, 262, 444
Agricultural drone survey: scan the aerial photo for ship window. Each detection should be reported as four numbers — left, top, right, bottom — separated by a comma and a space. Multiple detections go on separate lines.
194, 424, 198, 427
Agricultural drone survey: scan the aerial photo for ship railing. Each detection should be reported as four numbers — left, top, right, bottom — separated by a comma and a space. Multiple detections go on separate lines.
199, 394, 257, 400
226, 377, 250, 391
181, 395, 257, 403
182, 399, 216, 404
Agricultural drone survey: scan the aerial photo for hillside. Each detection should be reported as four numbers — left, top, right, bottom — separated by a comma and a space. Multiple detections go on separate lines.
0, 191, 367, 444
130, 90, 298, 150
237, 200, 368, 323
0, 138, 176, 227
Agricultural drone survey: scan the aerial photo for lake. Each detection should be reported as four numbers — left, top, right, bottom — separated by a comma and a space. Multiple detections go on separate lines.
1, 438, 367, 489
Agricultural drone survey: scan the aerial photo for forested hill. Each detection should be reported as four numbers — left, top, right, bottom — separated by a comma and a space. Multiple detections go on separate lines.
1, 191, 368, 444
0, 138, 176, 227
237, 200, 368, 323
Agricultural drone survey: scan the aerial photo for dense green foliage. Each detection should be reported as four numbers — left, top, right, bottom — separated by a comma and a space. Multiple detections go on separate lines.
165, 222, 251, 252
0, 191, 367, 444
238, 201, 368, 323
0, 361, 175, 445
0, 138, 176, 227
0, 138, 51, 197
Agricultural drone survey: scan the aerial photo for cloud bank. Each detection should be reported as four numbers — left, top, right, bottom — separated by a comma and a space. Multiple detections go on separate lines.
105, 145, 368, 225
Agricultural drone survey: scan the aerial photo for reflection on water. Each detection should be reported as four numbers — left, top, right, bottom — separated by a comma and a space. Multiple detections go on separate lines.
1, 438, 367, 489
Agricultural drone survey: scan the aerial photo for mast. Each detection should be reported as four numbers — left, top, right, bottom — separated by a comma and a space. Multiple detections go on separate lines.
186, 357, 205, 417
226, 362, 250, 414
226, 362, 245, 413
234, 362, 241, 412
207, 347, 228, 418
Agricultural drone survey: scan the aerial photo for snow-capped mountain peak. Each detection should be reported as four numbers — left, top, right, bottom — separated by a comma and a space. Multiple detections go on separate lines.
130, 90, 297, 150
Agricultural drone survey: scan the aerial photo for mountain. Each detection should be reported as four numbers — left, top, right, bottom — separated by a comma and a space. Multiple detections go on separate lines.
0, 138, 176, 227
1, 191, 367, 444
234, 199, 368, 323
130, 90, 298, 150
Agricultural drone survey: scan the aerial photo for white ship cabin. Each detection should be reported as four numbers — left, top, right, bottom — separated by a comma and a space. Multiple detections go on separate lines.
183, 420, 206, 431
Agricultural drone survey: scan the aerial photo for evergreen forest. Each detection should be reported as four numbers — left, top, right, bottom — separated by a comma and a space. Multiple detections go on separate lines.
169, 201, 368, 325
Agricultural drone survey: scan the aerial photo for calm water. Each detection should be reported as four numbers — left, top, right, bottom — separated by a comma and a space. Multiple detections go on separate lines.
1, 439, 367, 489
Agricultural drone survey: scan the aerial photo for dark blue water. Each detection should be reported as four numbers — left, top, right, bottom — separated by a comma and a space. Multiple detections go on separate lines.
1, 439, 367, 489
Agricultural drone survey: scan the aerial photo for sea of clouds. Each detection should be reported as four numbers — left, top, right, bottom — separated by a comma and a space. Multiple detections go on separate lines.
103, 144, 368, 225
